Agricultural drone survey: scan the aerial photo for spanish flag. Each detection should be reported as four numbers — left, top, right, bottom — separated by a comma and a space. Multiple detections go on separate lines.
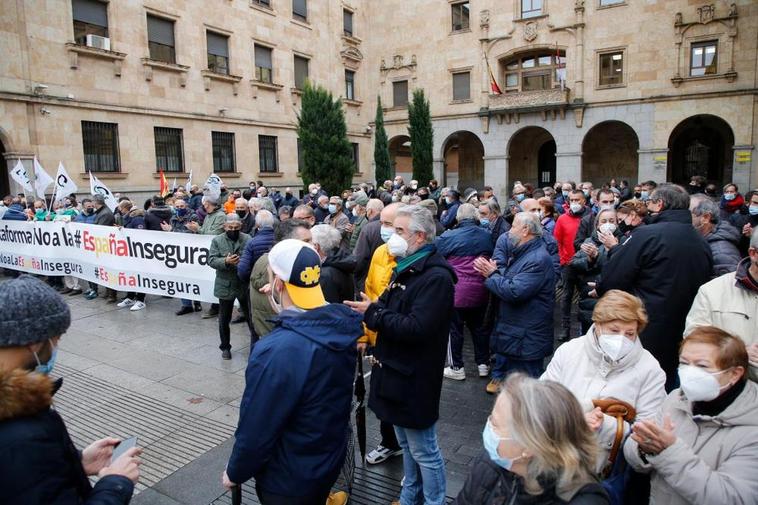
485, 54, 502, 95
159, 169, 170, 197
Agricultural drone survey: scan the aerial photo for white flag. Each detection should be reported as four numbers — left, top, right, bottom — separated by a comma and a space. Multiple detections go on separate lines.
185, 169, 193, 193
10, 159, 34, 193
89, 171, 118, 212
33, 158, 54, 199
172, 178, 177, 192
54, 162, 79, 202
204, 173, 223, 201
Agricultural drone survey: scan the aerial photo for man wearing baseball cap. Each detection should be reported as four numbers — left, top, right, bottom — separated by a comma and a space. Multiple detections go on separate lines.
0, 275, 142, 504
223, 239, 362, 503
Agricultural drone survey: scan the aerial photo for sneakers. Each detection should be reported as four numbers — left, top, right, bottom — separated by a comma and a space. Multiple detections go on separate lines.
201, 309, 219, 319
176, 306, 194, 316
84, 290, 98, 300
326, 491, 348, 505
221, 349, 232, 360
478, 364, 490, 378
366, 445, 403, 465
443, 366, 466, 381
130, 301, 146, 311
117, 298, 134, 308
486, 378, 503, 395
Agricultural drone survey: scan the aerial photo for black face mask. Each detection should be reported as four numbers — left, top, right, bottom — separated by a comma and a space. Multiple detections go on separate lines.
634, 192, 641, 199
418, 193, 429, 200
226, 230, 240, 241
84, 208, 93, 215
236, 210, 247, 219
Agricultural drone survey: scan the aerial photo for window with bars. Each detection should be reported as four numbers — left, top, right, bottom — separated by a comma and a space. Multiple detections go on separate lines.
154, 127, 184, 173
147, 15, 176, 64
251, 0, 271, 7
393, 80, 408, 108
503, 51, 565, 92
599, 51, 624, 86
255, 44, 273, 83
690, 41, 718, 76
453, 72, 470, 100
72, 0, 108, 45
212, 132, 236, 173
345, 70, 355, 100
343, 9, 354, 37
292, 0, 307, 22
259, 135, 279, 173
451, 2, 470, 32
294, 55, 309, 89
521, 0, 543, 18
82, 121, 120, 172
351, 143, 360, 172
207, 32, 230, 75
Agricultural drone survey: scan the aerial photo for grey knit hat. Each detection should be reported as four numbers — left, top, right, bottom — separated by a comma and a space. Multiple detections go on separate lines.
0, 275, 71, 347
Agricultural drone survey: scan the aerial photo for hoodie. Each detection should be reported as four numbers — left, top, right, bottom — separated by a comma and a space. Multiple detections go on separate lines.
226, 303, 362, 496
144, 205, 174, 231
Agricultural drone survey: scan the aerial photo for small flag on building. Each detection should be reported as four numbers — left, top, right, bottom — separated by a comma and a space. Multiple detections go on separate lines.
485, 54, 502, 95
555, 43, 566, 91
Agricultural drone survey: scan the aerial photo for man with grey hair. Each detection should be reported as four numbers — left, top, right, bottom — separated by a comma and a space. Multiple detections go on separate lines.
238, 210, 276, 284
474, 212, 555, 392
599, 183, 712, 390
208, 213, 252, 359
690, 193, 741, 277
479, 198, 510, 244
345, 205, 455, 504
234, 197, 255, 234
685, 227, 758, 381
312, 224, 356, 303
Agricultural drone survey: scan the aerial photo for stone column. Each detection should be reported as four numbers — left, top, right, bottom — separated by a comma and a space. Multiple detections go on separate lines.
732, 145, 755, 190
433, 158, 445, 184
555, 152, 582, 183
484, 155, 507, 199
638, 148, 668, 183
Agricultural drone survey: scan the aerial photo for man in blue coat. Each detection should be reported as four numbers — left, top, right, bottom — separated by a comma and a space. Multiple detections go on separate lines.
1, 197, 28, 221
223, 239, 362, 503
474, 212, 555, 394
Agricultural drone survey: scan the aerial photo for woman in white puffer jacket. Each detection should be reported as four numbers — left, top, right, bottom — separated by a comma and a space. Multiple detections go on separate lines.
541, 290, 667, 472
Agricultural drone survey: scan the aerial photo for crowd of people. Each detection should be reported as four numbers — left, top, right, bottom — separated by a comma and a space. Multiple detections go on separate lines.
1, 173, 757, 505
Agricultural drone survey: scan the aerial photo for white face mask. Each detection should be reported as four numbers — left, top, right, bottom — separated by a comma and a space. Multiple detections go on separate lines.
599, 223, 617, 235
268, 279, 283, 314
678, 365, 731, 402
570, 202, 583, 214
387, 232, 409, 258
597, 333, 635, 361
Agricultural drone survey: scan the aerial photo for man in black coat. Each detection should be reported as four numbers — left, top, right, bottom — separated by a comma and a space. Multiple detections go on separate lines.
346, 205, 456, 505
0, 276, 142, 505
598, 183, 713, 390
144, 196, 173, 231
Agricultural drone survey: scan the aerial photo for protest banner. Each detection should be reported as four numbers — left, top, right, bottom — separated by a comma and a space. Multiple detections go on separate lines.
0, 221, 218, 303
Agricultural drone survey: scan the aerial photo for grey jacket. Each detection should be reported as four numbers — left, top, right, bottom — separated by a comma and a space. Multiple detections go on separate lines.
624, 380, 758, 505
705, 221, 742, 278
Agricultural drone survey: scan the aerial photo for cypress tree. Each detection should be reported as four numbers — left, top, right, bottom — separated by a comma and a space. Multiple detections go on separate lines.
296, 83, 354, 196
408, 89, 434, 186
373, 96, 392, 187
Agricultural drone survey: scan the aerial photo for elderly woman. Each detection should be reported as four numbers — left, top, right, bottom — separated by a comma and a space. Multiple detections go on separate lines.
453, 374, 608, 504
325, 196, 350, 250
625, 326, 758, 504
542, 290, 666, 474
311, 224, 355, 303
569, 208, 623, 333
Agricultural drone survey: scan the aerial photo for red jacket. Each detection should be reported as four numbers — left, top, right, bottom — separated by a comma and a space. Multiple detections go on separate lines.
554, 212, 583, 265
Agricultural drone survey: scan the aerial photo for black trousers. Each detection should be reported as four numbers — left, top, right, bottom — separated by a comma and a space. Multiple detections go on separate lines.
218, 294, 254, 351
255, 483, 331, 505
125, 292, 146, 302
380, 420, 400, 451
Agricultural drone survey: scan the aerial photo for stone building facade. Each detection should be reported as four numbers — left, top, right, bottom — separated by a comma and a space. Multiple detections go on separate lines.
0, 0, 756, 199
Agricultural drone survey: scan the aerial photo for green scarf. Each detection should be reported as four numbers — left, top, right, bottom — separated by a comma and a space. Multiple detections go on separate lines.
394, 244, 434, 274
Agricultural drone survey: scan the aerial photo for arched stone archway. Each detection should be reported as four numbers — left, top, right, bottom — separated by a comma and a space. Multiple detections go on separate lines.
442, 131, 485, 190
388, 135, 412, 183
667, 114, 734, 186
582, 121, 640, 186
507, 127, 556, 189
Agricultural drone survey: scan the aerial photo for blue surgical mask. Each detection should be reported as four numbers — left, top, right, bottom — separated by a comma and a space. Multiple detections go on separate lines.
328, 204, 337, 214
724, 193, 736, 201
562, 191, 569, 198
515, 193, 525, 202
380, 226, 394, 243
640, 190, 649, 200
749, 205, 758, 216
33, 339, 58, 375
480, 218, 490, 227
483, 419, 523, 470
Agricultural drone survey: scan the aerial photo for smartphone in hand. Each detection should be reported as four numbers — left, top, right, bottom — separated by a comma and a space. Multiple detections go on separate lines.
111, 436, 138, 464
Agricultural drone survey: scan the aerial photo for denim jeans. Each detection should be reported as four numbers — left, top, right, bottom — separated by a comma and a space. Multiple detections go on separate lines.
491, 353, 543, 380
394, 424, 446, 505
449, 306, 490, 368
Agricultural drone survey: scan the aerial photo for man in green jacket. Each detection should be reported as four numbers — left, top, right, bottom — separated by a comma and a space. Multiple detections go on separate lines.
208, 213, 252, 359
184, 195, 226, 318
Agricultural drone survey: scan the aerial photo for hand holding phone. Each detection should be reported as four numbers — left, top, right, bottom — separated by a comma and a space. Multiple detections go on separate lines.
111, 436, 138, 464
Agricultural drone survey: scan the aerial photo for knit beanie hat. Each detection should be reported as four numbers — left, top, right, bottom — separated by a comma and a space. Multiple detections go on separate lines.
0, 275, 71, 347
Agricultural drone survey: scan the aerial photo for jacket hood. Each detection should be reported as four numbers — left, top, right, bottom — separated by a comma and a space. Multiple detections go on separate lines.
707, 221, 741, 245
0, 368, 53, 421
276, 303, 362, 352
675, 378, 758, 427
148, 206, 173, 220
128, 208, 145, 218
323, 249, 357, 274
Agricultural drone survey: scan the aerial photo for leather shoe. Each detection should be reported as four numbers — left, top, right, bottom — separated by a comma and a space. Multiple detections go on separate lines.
221, 349, 232, 360
69, 289, 83, 296
230, 315, 246, 324
175, 306, 194, 316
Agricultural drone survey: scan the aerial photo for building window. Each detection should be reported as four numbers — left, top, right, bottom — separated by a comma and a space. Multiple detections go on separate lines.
212, 132, 235, 173
72, 0, 108, 46
154, 127, 184, 173
502, 50, 565, 92
393, 80, 408, 108
451, 2, 470, 32
521, 0, 543, 18
259, 135, 278, 173
452, 71, 470, 101
251, 0, 271, 7
343, 9, 354, 37
147, 15, 176, 64
690, 41, 718, 76
599, 0, 624, 5
345, 70, 355, 100
82, 121, 120, 173
599, 51, 624, 86
351, 143, 360, 172
255, 44, 273, 83
292, 0, 307, 22
294, 55, 309, 90
206, 32, 230, 75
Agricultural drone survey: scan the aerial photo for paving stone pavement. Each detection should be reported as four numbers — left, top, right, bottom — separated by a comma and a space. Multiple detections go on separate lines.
51, 290, 499, 504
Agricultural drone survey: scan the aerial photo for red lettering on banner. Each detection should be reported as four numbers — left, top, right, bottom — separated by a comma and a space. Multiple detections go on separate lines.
83, 231, 94, 251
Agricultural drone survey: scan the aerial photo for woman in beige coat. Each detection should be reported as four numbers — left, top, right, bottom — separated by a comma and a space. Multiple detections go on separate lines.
624, 326, 758, 505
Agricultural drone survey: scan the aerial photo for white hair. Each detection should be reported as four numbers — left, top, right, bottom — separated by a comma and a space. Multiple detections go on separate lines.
456, 203, 478, 221
235, 197, 248, 206
515, 212, 543, 237
311, 224, 342, 255
255, 209, 274, 228
396, 205, 436, 244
